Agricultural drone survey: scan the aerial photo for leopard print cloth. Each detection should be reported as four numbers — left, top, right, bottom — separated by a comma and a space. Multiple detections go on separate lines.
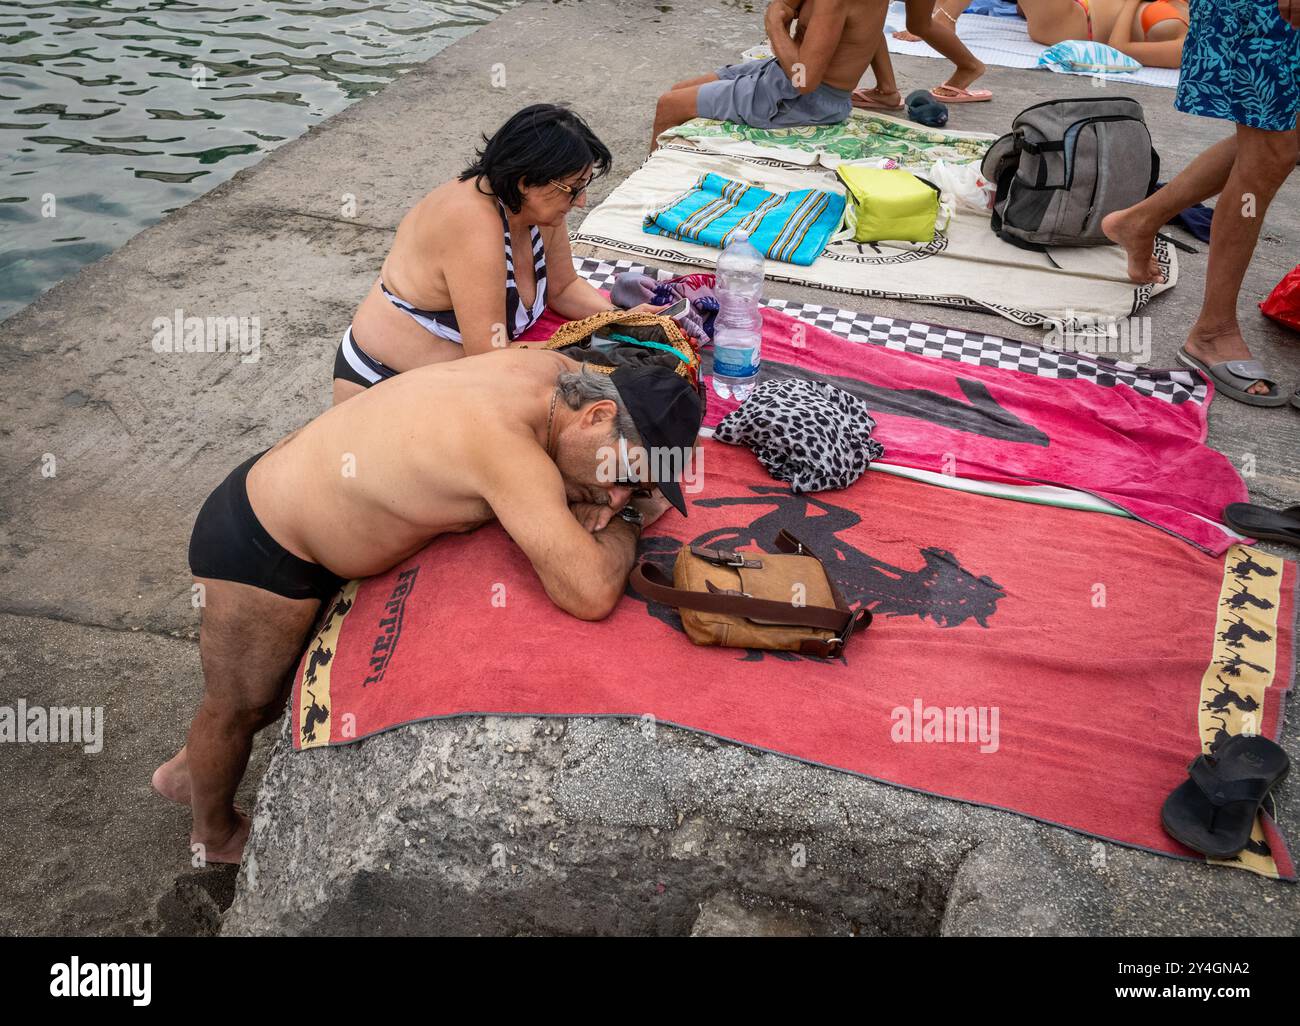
713, 378, 885, 493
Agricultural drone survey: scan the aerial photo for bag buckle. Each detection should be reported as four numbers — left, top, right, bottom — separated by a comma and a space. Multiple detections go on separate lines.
828, 607, 872, 657
705, 581, 752, 599
690, 544, 763, 569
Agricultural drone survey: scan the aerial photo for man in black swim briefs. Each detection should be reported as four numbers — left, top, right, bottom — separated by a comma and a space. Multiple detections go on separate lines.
153, 348, 703, 864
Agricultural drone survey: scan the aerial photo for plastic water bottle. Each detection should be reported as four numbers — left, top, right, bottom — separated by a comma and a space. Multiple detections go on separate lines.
712, 232, 764, 401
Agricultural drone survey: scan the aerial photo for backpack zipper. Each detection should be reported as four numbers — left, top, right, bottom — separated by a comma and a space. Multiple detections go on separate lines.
1062, 114, 1150, 192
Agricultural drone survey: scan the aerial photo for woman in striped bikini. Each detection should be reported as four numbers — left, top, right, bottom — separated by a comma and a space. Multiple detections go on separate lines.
334, 104, 643, 404
1020, 0, 1190, 68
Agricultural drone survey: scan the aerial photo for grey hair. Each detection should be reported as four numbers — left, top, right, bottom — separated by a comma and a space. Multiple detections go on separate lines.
556, 367, 641, 444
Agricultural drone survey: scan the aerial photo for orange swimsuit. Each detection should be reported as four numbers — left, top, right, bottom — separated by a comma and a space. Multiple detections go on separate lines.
1139, 0, 1189, 34
1071, 0, 1188, 42
1072, 0, 1093, 39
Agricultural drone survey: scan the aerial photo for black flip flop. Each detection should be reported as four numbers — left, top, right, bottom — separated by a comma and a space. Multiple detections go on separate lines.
905, 89, 948, 128
1161, 734, 1289, 859
1223, 502, 1300, 546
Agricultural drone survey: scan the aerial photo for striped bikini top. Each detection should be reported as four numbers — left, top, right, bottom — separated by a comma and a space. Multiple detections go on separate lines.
380, 199, 547, 345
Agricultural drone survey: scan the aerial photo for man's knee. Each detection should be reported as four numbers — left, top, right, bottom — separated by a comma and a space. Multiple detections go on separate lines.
197, 691, 282, 733
1240, 125, 1299, 186
656, 89, 697, 129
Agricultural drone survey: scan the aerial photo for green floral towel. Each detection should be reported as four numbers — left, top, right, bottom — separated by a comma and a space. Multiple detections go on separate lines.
664, 111, 993, 166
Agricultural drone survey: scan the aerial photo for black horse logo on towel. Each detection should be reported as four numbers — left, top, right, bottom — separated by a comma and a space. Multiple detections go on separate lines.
298, 594, 353, 744
1221, 580, 1275, 613
1217, 613, 1272, 651
1229, 552, 1278, 581
301, 687, 330, 745
629, 485, 1006, 660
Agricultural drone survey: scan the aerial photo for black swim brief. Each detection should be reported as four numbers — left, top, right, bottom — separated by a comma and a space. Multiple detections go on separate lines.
188, 450, 347, 602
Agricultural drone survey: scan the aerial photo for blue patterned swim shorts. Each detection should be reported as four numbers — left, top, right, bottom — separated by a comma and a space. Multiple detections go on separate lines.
1176, 0, 1300, 132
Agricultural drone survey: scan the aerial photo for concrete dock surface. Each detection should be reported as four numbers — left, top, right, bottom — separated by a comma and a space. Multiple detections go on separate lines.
1, 0, 1297, 935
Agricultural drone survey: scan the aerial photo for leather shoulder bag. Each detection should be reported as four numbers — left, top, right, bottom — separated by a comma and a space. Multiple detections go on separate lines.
630, 530, 871, 658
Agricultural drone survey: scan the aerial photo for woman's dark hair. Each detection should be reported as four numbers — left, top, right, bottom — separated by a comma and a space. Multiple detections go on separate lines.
460, 104, 612, 213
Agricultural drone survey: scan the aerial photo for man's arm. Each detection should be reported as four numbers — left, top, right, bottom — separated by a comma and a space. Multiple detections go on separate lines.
766, 0, 848, 94
478, 437, 640, 621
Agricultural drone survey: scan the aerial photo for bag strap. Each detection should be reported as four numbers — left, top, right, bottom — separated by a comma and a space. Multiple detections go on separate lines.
1020, 139, 1064, 155
734, 530, 851, 613
628, 531, 871, 655
990, 164, 1013, 235
630, 562, 852, 631
772, 530, 852, 613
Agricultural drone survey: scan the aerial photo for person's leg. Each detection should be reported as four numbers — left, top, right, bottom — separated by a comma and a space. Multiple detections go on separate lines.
905, 0, 987, 92
656, 61, 773, 147
1102, 134, 1237, 282
1184, 122, 1298, 395
651, 85, 707, 149
853, 35, 903, 109
670, 73, 720, 90
154, 578, 321, 862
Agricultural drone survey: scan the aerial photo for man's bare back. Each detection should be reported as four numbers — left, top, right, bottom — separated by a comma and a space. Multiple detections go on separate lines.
251, 349, 575, 582
793, 0, 884, 92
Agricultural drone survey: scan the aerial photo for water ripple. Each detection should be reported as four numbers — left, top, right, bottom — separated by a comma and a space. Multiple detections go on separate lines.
1, 0, 516, 320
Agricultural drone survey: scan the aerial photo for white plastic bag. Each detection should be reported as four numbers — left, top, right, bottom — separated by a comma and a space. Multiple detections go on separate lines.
927, 159, 995, 215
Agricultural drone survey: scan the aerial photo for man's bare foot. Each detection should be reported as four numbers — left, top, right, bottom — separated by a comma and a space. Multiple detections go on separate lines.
1101, 208, 1164, 283
945, 58, 987, 92
192, 811, 251, 866
1185, 324, 1274, 397
851, 86, 903, 111
151, 748, 191, 805
892, 30, 922, 41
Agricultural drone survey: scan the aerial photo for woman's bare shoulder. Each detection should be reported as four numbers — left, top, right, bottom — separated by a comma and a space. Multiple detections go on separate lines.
392, 180, 503, 265
411, 178, 500, 231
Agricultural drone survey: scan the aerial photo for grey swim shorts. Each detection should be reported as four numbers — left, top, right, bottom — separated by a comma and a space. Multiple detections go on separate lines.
696, 58, 852, 129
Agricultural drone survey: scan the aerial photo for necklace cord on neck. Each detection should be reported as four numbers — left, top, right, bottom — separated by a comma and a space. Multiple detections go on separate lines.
545, 385, 559, 459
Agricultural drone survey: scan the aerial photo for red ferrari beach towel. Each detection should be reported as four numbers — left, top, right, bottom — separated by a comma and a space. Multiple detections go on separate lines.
292, 443, 1296, 879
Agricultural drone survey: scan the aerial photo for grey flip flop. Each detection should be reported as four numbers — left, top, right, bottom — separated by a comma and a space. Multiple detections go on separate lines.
1176, 348, 1288, 407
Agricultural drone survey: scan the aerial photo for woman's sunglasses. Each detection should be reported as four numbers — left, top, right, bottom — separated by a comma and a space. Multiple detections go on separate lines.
549, 176, 592, 206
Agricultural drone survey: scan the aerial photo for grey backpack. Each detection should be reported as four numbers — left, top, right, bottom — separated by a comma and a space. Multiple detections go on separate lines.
981, 97, 1159, 250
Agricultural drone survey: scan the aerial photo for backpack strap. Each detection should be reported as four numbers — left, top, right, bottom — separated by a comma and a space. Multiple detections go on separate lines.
1020, 139, 1065, 155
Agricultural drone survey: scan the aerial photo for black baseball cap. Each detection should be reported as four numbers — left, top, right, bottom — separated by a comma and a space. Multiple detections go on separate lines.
609, 364, 704, 515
